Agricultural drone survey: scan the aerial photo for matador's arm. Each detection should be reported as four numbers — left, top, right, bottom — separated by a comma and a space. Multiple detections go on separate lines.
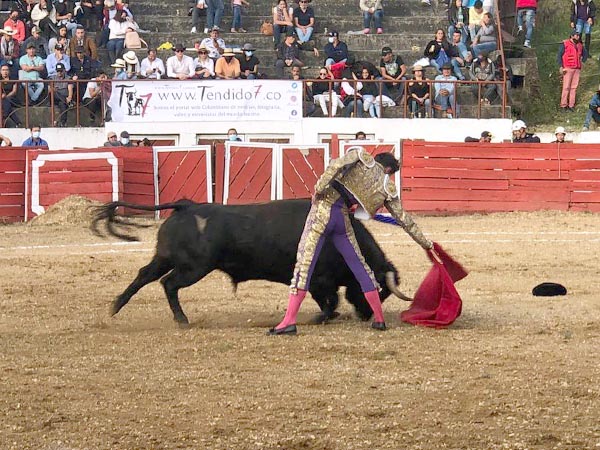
385, 194, 433, 250
314, 148, 362, 194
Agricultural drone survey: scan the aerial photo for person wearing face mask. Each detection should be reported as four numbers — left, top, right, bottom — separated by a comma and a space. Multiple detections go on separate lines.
3, 8, 26, 43
111, 58, 128, 79
323, 31, 348, 68
558, 29, 587, 112
227, 128, 242, 141
119, 130, 132, 146
215, 48, 241, 79
22, 126, 49, 147
237, 43, 260, 79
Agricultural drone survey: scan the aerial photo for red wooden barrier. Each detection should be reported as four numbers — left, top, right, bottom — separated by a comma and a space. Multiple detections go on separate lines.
401, 141, 600, 213
0, 148, 27, 222
223, 143, 277, 204
278, 145, 329, 199
113, 147, 154, 215
25, 149, 122, 220
154, 146, 212, 218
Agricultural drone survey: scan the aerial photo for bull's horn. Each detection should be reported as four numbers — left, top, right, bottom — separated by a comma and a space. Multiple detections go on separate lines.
385, 271, 412, 302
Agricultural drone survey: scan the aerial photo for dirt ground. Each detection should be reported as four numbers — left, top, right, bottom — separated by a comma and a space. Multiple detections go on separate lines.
1, 205, 600, 450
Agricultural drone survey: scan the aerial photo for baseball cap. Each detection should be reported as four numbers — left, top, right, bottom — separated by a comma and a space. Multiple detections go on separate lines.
54, 43, 64, 51
56, 62, 65, 71
327, 30, 339, 38
480, 131, 492, 139
26, 41, 36, 49
570, 29, 581, 36
381, 46, 392, 55
31, 26, 41, 34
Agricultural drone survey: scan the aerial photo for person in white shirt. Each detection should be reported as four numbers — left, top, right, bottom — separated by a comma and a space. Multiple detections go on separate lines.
199, 27, 226, 60
166, 43, 195, 79
140, 48, 166, 79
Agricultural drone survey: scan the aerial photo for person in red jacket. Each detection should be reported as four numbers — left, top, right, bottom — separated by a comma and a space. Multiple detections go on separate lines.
557, 29, 588, 111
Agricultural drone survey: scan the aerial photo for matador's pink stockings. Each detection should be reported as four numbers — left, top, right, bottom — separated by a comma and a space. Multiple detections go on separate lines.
275, 289, 307, 330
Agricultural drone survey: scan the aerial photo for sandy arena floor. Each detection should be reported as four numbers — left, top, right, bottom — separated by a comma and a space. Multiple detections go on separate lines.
1, 204, 600, 450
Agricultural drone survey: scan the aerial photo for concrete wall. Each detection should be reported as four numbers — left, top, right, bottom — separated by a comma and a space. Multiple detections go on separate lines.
5, 120, 600, 150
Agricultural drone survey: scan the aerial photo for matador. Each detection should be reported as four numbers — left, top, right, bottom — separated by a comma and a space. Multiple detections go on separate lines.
268, 146, 434, 335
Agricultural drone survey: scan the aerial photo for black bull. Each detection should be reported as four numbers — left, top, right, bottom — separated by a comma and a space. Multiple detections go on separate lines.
91, 199, 410, 325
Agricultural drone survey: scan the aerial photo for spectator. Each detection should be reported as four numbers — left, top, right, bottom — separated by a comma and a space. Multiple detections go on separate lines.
359, 0, 384, 34
200, 27, 226, 60
55, 1, 78, 38
166, 43, 195, 79
69, 45, 95, 99
516, 0, 537, 48
293, 0, 315, 45
206, 0, 225, 32
119, 130, 132, 146
111, 57, 127, 80
0, 27, 20, 78
471, 13, 497, 56
231, 0, 249, 33
227, 128, 242, 141
237, 43, 260, 79
31, 0, 59, 39
190, 0, 206, 34
122, 50, 140, 79
273, 0, 294, 49
468, 0, 486, 43
465, 130, 493, 142
323, 30, 348, 68
46, 43, 71, 78
3, 9, 26, 43
107, 9, 133, 64
0, 134, 12, 146
0, 64, 19, 127
434, 62, 457, 118
571, 0, 596, 55
80, 0, 105, 32
215, 48, 241, 79
82, 70, 108, 123
49, 62, 74, 127
408, 65, 431, 118
22, 126, 49, 147
193, 44, 215, 78
558, 29, 587, 112
355, 131, 367, 140
290, 66, 316, 116
275, 30, 304, 78
48, 25, 70, 55
424, 28, 452, 73
69, 25, 98, 60
448, 29, 470, 80
104, 130, 119, 146
19, 43, 46, 103
512, 120, 540, 142
582, 86, 600, 131
379, 46, 407, 102
360, 66, 381, 117
140, 48, 166, 79
552, 126, 567, 143
469, 53, 497, 104
341, 70, 364, 118
22, 27, 49, 61
311, 66, 343, 116
448, 0, 469, 44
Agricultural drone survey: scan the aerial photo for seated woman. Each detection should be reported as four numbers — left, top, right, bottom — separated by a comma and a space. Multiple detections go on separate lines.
311, 66, 343, 117
408, 65, 431, 118
423, 28, 452, 74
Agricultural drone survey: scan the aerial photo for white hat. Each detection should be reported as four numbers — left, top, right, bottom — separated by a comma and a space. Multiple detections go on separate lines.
0, 26, 17, 36
123, 50, 139, 65
555, 126, 566, 135
512, 120, 526, 131
111, 58, 125, 68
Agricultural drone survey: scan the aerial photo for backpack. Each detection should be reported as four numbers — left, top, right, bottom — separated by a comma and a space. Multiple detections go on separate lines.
260, 19, 274, 36
124, 30, 147, 49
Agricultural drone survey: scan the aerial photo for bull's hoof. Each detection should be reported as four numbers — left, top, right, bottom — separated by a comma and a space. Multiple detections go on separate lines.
310, 311, 340, 324
174, 314, 190, 327
371, 321, 387, 331
266, 324, 297, 336
109, 301, 121, 317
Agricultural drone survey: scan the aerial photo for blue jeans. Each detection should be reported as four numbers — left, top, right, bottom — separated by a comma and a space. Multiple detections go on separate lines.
232, 4, 242, 29
471, 41, 497, 58
435, 93, 455, 112
575, 18, 592, 35
206, 0, 224, 29
450, 58, 465, 80
584, 109, 600, 127
363, 10, 383, 29
23, 81, 44, 102
410, 98, 431, 116
344, 99, 364, 117
106, 38, 124, 64
295, 26, 313, 43
517, 9, 535, 41
273, 24, 288, 48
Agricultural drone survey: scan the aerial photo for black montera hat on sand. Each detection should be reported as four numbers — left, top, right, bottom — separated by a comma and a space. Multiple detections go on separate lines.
532, 282, 567, 296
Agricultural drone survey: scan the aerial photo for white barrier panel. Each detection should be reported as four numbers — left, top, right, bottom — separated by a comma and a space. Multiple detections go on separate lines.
107, 80, 303, 123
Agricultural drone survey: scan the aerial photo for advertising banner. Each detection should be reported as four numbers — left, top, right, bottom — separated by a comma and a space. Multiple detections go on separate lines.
107, 79, 303, 122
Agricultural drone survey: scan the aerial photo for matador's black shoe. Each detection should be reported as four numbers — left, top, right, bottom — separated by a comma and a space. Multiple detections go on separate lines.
371, 322, 387, 331
267, 324, 297, 336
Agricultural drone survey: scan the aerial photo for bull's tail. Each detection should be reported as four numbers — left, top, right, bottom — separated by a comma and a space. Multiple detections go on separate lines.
90, 199, 195, 241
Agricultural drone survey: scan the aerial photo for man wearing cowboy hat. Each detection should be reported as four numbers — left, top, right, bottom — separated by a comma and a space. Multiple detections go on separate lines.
200, 26, 226, 60
215, 48, 240, 79
0, 26, 20, 78
3, 9, 26, 43
140, 48, 165, 79
122, 50, 140, 79
166, 43, 195, 79
582, 85, 600, 131
237, 43, 260, 79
